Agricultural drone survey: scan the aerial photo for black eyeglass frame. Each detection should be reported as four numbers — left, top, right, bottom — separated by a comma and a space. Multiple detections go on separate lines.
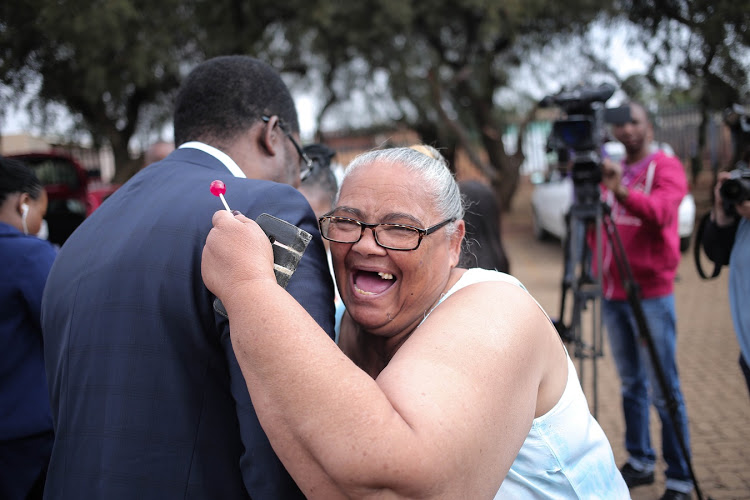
261, 115, 314, 181
318, 215, 455, 251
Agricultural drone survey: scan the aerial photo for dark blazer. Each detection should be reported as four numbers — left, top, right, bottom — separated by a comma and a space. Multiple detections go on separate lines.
0, 223, 56, 499
41, 148, 336, 499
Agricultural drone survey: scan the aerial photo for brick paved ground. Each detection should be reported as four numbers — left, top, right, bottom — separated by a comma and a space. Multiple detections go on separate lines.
502, 178, 750, 500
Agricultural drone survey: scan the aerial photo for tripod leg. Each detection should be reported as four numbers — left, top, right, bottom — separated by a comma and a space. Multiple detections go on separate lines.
590, 293, 600, 417
554, 211, 576, 342
559, 205, 605, 419
603, 210, 708, 500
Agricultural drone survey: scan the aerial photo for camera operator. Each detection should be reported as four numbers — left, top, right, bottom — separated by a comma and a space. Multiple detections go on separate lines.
701, 159, 750, 395
594, 101, 693, 500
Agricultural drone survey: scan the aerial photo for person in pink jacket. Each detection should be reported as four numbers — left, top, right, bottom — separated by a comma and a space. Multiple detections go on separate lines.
594, 101, 692, 500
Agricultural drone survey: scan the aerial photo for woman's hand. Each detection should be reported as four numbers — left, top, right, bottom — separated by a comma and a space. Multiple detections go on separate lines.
201, 210, 276, 302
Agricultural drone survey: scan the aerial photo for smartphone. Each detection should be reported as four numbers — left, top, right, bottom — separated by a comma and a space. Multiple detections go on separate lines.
213, 213, 312, 319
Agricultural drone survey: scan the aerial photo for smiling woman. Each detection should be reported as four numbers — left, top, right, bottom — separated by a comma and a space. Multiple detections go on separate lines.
201, 145, 630, 499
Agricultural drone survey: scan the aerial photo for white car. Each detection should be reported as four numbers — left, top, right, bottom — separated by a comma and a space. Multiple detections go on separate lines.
530, 144, 696, 253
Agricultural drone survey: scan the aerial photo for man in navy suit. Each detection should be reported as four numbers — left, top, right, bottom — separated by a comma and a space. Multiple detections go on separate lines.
40, 55, 335, 499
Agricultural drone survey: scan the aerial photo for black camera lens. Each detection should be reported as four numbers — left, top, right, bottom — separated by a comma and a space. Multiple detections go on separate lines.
719, 172, 750, 205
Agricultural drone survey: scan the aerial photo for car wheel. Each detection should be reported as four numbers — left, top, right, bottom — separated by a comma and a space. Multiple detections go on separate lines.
680, 235, 691, 253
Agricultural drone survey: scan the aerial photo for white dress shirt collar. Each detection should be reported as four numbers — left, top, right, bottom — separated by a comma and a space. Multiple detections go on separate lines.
178, 141, 246, 178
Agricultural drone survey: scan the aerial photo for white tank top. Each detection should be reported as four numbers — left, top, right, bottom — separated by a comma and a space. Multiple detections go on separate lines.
427, 268, 630, 499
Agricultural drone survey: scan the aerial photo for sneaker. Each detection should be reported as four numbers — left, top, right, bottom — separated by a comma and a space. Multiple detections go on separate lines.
660, 489, 691, 500
620, 462, 655, 488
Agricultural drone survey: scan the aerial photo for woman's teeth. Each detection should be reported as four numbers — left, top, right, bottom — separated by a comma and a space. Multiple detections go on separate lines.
354, 272, 395, 296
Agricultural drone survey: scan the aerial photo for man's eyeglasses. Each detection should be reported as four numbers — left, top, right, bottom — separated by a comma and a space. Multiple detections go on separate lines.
261, 115, 314, 181
318, 215, 455, 251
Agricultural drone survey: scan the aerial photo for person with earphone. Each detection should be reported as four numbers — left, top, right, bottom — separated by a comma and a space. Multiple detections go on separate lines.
0, 155, 57, 500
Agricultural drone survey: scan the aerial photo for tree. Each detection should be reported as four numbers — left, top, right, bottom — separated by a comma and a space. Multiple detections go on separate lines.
0, 0, 311, 181
613, 0, 750, 176
2, 0, 612, 201
304, 0, 612, 210
1, 0, 197, 179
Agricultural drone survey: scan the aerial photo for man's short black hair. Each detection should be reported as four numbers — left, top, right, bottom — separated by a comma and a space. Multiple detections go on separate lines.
173, 55, 299, 147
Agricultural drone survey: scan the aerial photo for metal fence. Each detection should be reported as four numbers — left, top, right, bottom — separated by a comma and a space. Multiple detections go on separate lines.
503, 121, 552, 178
654, 106, 735, 172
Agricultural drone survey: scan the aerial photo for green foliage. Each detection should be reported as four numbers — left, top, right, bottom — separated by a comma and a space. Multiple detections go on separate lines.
1, 0, 614, 201
618, 0, 750, 107
0, 0, 310, 176
304, 0, 611, 208
2, 0, 746, 194
615, 0, 750, 173
1, 0, 199, 166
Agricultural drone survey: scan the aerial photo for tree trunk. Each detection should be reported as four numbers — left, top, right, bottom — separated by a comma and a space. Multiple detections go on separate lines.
471, 96, 525, 213
691, 94, 709, 184
110, 133, 138, 185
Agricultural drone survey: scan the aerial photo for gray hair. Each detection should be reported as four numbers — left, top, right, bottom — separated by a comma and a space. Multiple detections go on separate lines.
339, 146, 465, 233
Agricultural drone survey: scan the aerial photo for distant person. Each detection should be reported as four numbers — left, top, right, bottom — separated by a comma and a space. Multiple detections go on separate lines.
701, 159, 750, 395
41, 55, 335, 499
299, 143, 338, 219
411, 147, 510, 273
299, 143, 341, 308
458, 180, 510, 273
593, 101, 693, 500
142, 140, 174, 168
201, 146, 629, 499
0, 156, 57, 500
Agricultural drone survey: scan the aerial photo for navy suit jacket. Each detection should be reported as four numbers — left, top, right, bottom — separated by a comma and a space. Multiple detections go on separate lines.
41, 148, 336, 499
0, 223, 56, 499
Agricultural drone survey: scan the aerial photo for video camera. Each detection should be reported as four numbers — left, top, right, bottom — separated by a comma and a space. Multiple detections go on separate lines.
541, 83, 616, 207
720, 104, 750, 215
720, 167, 750, 207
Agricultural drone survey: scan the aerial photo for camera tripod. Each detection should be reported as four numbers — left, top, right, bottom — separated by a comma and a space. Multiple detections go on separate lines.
553, 195, 605, 417
553, 191, 711, 500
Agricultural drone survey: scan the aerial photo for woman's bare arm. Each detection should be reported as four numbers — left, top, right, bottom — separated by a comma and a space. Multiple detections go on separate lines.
202, 211, 562, 499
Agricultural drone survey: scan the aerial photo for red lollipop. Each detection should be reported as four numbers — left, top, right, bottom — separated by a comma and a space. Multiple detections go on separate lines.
210, 180, 231, 212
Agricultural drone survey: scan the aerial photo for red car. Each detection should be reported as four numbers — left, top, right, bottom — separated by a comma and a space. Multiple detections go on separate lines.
8, 152, 119, 246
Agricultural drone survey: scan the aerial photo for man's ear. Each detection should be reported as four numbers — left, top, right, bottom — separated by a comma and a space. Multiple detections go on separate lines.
259, 115, 281, 158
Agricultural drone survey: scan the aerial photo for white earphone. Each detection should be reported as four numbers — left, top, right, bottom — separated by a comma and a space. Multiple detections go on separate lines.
21, 203, 30, 235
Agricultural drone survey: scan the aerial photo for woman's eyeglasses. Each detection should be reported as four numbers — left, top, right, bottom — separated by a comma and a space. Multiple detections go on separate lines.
318, 215, 454, 251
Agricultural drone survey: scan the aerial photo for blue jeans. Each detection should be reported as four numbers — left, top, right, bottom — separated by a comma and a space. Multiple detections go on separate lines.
603, 295, 693, 492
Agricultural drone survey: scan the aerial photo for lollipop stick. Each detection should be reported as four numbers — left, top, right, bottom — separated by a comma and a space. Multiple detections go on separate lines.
219, 193, 231, 212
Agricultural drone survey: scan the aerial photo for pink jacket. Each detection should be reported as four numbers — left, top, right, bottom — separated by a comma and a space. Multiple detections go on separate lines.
591, 151, 688, 300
